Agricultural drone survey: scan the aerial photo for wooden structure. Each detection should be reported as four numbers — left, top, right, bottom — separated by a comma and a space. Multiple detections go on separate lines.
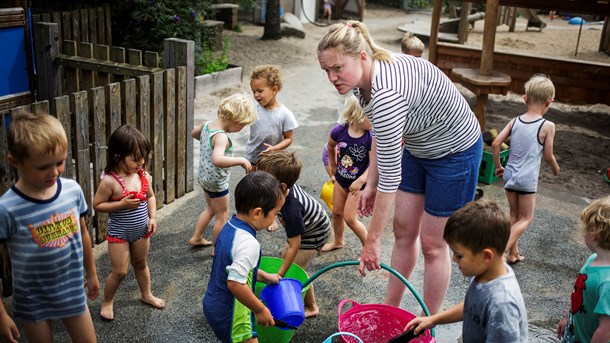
334, 0, 364, 22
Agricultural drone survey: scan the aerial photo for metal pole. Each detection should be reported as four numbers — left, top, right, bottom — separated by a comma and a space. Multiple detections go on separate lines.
575, 18, 584, 56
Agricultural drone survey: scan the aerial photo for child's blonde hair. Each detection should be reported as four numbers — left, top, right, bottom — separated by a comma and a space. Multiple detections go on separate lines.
217, 93, 257, 125
400, 33, 424, 57
317, 20, 394, 64
250, 65, 283, 91
338, 95, 366, 125
7, 111, 67, 162
524, 74, 555, 105
580, 196, 610, 250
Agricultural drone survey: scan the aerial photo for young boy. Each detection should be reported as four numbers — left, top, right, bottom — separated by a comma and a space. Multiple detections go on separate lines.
406, 199, 528, 342
256, 150, 331, 318
0, 112, 99, 342
492, 74, 560, 264
203, 171, 285, 343
557, 196, 610, 343
400, 33, 425, 57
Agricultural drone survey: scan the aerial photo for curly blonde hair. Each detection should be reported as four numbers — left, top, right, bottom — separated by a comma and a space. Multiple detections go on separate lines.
580, 196, 610, 250
250, 65, 283, 91
217, 93, 257, 125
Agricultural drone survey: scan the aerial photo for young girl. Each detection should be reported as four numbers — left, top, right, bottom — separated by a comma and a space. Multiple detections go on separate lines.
322, 95, 372, 252
188, 93, 256, 252
93, 124, 165, 321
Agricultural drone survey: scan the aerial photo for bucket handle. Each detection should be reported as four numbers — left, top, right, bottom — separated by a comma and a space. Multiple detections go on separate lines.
303, 260, 435, 338
323, 332, 364, 343
337, 299, 359, 318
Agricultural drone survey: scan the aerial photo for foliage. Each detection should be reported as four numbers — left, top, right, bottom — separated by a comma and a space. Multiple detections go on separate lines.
196, 37, 233, 75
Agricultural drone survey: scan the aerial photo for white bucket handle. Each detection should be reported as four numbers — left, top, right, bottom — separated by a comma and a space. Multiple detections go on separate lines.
322, 332, 364, 343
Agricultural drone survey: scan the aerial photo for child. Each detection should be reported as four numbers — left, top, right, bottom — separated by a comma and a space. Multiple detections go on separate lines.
322, 0, 334, 24
322, 142, 334, 181
321, 95, 372, 252
0, 112, 99, 342
245, 65, 299, 167
203, 171, 285, 343
256, 150, 331, 317
400, 33, 425, 57
406, 199, 528, 342
93, 124, 165, 320
492, 74, 560, 264
188, 94, 256, 251
557, 196, 610, 342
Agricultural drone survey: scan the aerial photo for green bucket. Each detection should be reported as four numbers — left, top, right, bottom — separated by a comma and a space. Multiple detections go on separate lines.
255, 256, 310, 343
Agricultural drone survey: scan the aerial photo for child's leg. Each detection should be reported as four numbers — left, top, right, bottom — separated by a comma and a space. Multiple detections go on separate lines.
62, 308, 96, 343
23, 320, 53, 342
321, 185, 348, 252
130, 237, 166, 309
292, 250, 319, 318
343, 191, 367, 246
505, 191, 536, 263
208, 194, 230, 256
189, 192, 215, 246
101, 242, 130, 320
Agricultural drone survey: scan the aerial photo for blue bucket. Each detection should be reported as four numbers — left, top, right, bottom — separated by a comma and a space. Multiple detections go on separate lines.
260, 278, 305, 329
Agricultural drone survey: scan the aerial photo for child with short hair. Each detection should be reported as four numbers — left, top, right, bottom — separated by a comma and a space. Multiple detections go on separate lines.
0, 112, 99, 342
322, 0, 334, 24
203, 171, 285, 343
256, 150, 331, 317
246, 65, 299, 167
492, 73, 560, 264
321, 95, 371, 253
406, 199, 528, 342
189, 94, 257, 252
93, 124, 165, 320
400, 33, 425, 57
557, 196, 610, 342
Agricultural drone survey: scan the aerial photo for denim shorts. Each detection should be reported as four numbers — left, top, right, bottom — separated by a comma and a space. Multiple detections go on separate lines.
398, 136, 482, 217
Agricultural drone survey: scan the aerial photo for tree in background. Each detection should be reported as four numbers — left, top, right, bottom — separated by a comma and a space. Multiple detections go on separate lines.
262, 0, 281, 40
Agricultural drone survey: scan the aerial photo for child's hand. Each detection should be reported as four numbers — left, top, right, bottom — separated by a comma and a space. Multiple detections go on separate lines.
240, 158, 253, 173
258, 143, 274, 156
148, 217, 157, 235
120, 194, 141, 210
264, 273, 281, 285
349, 180, 364, 196
255, 307, 274, 327
552, 165, 560, 176
406, 316, 433, 335
556, 316, 567, 339
0, 311, 19, 343
494, 166, 504, 177
85, 273, 100, 301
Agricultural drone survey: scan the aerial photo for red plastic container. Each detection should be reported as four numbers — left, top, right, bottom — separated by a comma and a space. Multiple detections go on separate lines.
337, 299, 435, 343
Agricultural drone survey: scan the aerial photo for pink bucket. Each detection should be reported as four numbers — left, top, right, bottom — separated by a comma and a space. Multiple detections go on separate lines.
337, 299, 435, 343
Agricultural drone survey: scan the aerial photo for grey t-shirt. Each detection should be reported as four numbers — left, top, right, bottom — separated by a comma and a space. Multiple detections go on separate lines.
463, 264, 528, 342
245, 103, 298, 164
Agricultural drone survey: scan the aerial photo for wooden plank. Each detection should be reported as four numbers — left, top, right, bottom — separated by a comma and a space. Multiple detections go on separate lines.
90, 87, 108, 243
136, 75, 150, 139
150, 71, 164, 209
71, 9, 80, 42
0, 113, 15, 195
71, 91, 93, 238
80, 9, 89, 43
31, 101, 49, 114
163, 69, 176, 204
175, 67, 187, 198
52, 96, 74, 179
0, 92, 31, 112
94, 44, 110, 87
63, 40, 79, 95
61, 11, 72, 42
33, 22, 61, 101
78, 42, 94, 90
55, 54, 163, 78
103, 4, 112, 47
52, 12, 62, 51
88, 8, 97, 45
111, 47, 125, 84
144, 51, 159, 68
128, 49, 142, 66
106, 83, 121, 134
123, 78, 137, 126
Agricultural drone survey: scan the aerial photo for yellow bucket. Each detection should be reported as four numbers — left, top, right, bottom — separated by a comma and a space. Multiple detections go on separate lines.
320, 180, 334, 211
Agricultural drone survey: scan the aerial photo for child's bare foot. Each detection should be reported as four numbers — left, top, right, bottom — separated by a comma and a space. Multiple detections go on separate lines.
321, 242, 343, 252
507, 255, 525, 264
267, 221, 279, 232
305, 305, 319, 318
188, 238, 212, 247
140, 295, 166, 309
100, 301, 114, 321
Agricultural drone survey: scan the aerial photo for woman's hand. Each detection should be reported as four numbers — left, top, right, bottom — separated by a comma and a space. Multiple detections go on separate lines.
357, 186, 376, 217
358, 240, 381, 276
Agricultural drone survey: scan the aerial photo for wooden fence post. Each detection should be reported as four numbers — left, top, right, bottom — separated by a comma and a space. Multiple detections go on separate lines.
71, 91, 93, 241
33, 22, 61, 101
175, 67, 187, 198
90, 87, 108, 243
163, 38, 194, 193
163, 69, 176, 204
52, 96, 74, 179
150, 72, 165, 209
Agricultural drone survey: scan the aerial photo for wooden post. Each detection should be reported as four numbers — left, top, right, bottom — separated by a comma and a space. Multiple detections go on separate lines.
90, 87, 108, 243
150, 71, 165, 209
457, 2, 472, 44
106, 83, 121, 134
33, 22, 61, 101
71, 91, 93, 239
123, 79, 137, 126
136, 75, 150, 139
175, 67, 187, 198
52, 96, 74, 178
163, 38, 194, 192
429, 0, 442, 65
481, 0, 499, 75
164, 69, 176, 204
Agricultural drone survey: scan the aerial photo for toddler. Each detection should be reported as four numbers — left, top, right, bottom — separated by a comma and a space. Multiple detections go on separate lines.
400, 33, 425, 57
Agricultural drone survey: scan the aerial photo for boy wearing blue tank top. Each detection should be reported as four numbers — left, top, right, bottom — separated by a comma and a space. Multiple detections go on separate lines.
492, 74, 560, 264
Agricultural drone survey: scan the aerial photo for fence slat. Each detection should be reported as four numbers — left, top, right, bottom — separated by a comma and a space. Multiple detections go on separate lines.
144, 51, 159, 68
128, 49, 142, 66
63, 40, 78, 95
61, 11, 71, 43
93, 44, 110, 87
80, 9, 89, 43
150, 72, 164, 209
106, 83, 121, 134
123, 79, 137, 126
78, 42, 94, 90
175, 67, 186, 198
31, 101, 49, 114
71, 10, 80, 43
90, 87, 108, 243
51, 11, 62, 52
71, 91, 93, 238
34, 22, 61, 101
0, 113, 13, 195
52, 96, 74, 179
137, 75, 150, 140
87, 8, 96, 45
163, 69, 176, 204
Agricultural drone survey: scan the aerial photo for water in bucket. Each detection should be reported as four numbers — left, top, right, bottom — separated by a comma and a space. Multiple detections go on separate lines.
261, 278, 305, 329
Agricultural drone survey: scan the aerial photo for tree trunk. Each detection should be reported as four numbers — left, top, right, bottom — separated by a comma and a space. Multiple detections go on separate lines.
262, 0, 281, 40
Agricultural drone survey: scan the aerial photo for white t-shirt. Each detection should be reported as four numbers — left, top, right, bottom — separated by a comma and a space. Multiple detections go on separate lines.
245, 103, 299, 164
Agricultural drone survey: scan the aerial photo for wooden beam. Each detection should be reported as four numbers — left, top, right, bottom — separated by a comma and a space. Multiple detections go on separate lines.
55, 54, 163, 77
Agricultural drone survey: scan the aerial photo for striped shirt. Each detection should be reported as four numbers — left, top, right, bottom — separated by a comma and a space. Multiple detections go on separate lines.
0, 178, 89, 322
279, 184, 330, 250
353, 54, 481, 193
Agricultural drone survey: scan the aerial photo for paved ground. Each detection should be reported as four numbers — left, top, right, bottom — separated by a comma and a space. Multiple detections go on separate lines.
38, 11, 596, 343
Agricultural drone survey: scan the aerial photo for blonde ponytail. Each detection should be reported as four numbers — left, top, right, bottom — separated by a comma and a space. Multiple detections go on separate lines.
317, 20, 394, 63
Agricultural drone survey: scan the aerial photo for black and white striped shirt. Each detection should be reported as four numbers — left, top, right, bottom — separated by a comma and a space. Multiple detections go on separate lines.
279, 184, 330, 250
354, 54, 480, 193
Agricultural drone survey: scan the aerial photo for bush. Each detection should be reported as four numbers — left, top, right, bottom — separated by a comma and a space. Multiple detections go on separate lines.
196, 37, 233, 75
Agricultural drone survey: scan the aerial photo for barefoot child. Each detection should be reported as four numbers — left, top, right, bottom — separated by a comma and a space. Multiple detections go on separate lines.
257, 150, 331, 317
203, 171, 285, 343
0, 112, 99, 342
492, 74, 560, 264
188, 94, 256, 251
93, 124, 165, 320
322, 95, 372, 252
557, 196, 610, 342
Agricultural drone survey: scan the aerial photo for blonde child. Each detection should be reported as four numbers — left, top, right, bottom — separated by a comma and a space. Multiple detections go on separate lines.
321, 95, 372, 252
0, 112, 99, 342
492, 74, 560, 264
246, 65, 299, 167
189, 94, 257, 251
400, 33, 425, 57
557, 196, 610, 342
203, 171, 285, 343
322, 0, 334, 24
93, 124, 164, 320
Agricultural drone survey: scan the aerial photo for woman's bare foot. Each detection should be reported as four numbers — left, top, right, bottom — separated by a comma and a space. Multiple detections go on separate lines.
305, 305, 319, 318
100, 301, 114, 321
140, 295, 166, 309
188, 238, 212, 247
321, 242, 343, 252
